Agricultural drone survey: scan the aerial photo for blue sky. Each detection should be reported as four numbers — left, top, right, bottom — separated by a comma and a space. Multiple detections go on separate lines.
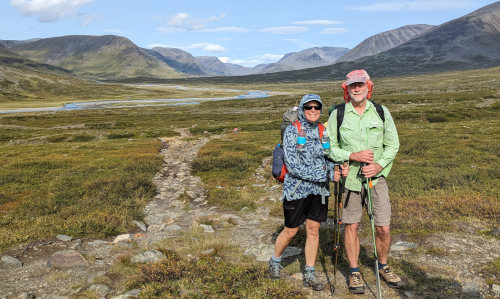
1, 0, 497, 67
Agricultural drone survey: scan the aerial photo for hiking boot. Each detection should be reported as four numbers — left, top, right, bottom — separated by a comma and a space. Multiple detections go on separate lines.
268, 258, 282, 279
348, 272, 365, 294
379, 265, 404, 288
303, 268, 325, 291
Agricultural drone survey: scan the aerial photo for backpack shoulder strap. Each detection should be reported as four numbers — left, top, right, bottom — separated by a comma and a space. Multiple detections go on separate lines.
293, 120, 325, 139
318, 122, 325, 139
335, 103, 346, 143
371, 101, 385, 123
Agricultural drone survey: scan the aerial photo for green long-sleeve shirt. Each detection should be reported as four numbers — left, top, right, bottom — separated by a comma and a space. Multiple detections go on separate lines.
326, 101, 399, 191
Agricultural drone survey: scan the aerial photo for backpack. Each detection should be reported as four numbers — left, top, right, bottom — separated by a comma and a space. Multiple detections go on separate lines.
272, 119, 325, 183
328, 101, 385, 143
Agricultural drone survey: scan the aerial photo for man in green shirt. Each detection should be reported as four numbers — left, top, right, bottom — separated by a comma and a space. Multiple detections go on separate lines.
327, 70, 403, 294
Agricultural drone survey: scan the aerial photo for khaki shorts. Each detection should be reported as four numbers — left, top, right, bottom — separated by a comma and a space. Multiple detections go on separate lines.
342, 177, 391, 226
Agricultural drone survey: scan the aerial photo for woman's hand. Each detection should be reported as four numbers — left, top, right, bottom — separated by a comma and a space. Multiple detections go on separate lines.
341, 162, 349, 177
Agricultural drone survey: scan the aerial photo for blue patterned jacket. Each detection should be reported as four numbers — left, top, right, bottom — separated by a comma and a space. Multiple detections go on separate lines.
282, 94, 336, 201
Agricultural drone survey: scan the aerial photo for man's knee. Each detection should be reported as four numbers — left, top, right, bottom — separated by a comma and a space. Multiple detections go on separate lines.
345, 223, 359, 233
376, 225, 390, 236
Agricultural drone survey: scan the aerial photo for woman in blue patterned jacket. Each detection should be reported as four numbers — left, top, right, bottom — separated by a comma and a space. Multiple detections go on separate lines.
268, 93, 348, 291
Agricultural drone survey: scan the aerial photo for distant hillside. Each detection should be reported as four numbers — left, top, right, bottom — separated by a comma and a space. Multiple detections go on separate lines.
148, 47, 206, 76
195, 56, 235, 76
0, 38, 42, 48
336, 24, 435, 62
0, 44, 85, 101
260, 47, 349, 73
0, 44, 17, 57
8, 35, 183, 80
172, 2, 500, 84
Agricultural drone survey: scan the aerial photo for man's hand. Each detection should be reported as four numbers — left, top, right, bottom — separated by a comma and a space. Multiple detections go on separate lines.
350, 150, 374, 164
362, 163, 383, 178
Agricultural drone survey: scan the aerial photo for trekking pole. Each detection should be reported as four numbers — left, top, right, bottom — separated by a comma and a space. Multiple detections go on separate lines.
366, 172, 382, 299
332, 161, 348, 294
331, 164, 339, 294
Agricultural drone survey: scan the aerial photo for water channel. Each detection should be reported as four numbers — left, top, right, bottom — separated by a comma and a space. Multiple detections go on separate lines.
0, 87, 271, 114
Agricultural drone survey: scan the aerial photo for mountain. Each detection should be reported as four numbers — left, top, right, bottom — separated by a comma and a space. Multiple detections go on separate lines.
362, 1, 500, 75
0, 38, 42, 48
195, 56, 235, 76
148, 47, 206, 76
259, 47, 349, 73
0, 43, 71, 76
336, 24, 435, 63
7, 35, 182, 80
184, 2, 500, 83
0, 43, 87, 101
0, 43, 17, 57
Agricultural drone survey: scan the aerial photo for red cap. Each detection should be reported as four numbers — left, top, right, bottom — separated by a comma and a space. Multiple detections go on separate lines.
345, 69, 370, 86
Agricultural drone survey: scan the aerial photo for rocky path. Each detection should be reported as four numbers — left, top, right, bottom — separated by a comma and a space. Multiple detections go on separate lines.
1, 129, 499, 298
0, 129, 286, 298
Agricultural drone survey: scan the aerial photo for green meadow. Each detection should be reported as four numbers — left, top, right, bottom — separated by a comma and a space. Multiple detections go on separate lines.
0, 67, 499, 296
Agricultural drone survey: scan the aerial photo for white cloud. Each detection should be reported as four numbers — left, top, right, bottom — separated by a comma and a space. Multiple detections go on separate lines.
225, 54, 284, 67
158, 12, 248, 33
293, 20, 341, 26
218, 56, 230, 63
284, 39, 318, 49
321, 28, 348, 34
259, 26, 310, 34
260, 53, 284, 62
159, 12, 204, 32
349, 0, 475, 11
201, 27, 249, 33
187, 43, 226, 52
10, 0, 94, 22
208, 14, 226, 21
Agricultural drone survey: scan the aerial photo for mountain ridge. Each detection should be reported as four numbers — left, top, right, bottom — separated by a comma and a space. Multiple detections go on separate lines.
1, 2, 499, 82
336, 24, 435, 63
6, 35, 183, 80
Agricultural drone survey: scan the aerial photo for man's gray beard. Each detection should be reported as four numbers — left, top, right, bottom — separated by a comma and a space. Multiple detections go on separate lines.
349, 90, 368, 103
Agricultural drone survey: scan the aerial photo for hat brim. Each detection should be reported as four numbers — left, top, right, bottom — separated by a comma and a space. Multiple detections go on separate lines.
346, 77, 367, 86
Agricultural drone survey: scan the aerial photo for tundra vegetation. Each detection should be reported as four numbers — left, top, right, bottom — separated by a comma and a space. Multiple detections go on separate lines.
0, 66, 499, 297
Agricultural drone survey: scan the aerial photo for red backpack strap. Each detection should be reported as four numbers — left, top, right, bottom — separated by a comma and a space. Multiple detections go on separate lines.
292, 120, 301, 132
318, 122, 325, 139
294, 120, 325, 138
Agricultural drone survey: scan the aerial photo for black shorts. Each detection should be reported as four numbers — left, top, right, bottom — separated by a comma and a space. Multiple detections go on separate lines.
283, 194, 329, 228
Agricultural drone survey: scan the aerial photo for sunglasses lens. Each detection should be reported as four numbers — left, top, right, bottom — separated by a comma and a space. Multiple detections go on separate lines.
304, 105, 321, 110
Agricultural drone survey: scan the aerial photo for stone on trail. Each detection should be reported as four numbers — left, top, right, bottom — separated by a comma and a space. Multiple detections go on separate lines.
131, 249, 165, 264
87, 240, 110, 247
113, 234, 132, 244
133, 220, 147, 231
462, 281, 480, 296
16, 293, 36, 299
1, 255, 23, 268
244, 244, 302, 262
391, 241, 418, 251
111, 289, 141, 299
47, 250, 90, 268
200, 224, 215, 233
56, 235, 73, 242
88, 284, 111, 297
492, 284, 500, 295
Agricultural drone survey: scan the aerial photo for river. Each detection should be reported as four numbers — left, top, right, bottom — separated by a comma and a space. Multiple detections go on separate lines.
0, 89, 271, 114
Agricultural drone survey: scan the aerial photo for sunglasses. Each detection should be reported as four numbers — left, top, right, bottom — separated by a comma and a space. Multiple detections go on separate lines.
304, 105, 322, 111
